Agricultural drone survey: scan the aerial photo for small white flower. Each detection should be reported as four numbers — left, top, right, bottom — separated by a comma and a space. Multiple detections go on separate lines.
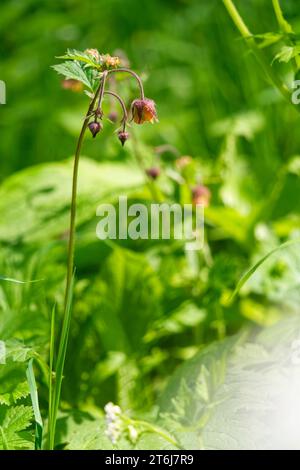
104, 402, 123, 445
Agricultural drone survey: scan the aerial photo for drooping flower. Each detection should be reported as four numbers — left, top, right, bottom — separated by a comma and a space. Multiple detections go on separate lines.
131, 98, 158, 124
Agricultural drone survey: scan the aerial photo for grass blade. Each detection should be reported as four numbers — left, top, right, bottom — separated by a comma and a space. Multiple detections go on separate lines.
26, 358, 43, 450
230, 238, 300, 303
0, 275, 43, 284
49, 273, 75, 449
47, 304, 56, 450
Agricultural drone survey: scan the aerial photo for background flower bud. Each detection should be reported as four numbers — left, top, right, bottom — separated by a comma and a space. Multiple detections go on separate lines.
192, 185, 211, 207
146, 167, 160, 180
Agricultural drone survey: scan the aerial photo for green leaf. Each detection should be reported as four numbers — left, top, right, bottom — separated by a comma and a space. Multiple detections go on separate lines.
57, 49, 101, 68
0, 405, 34, 450
26, 359, 43, 450
0, 157, 144, 245
159, 315, 300, 449
252, 32, 283, 48
273, 45, 300, 63
52, 61, 95, 91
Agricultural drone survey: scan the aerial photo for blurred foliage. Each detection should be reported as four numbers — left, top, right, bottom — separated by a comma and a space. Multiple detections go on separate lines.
0, 0, 300, 450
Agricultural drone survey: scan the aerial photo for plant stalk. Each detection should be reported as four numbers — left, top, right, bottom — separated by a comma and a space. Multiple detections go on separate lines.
222, 0, 292, 104
63, 84, 102, 309
49, 82, 102, 450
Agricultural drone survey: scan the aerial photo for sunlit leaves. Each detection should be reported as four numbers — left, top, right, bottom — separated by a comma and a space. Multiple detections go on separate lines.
0, 405, 34, 450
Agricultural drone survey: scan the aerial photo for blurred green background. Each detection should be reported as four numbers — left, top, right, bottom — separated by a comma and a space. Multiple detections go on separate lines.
1, 0, 300, 449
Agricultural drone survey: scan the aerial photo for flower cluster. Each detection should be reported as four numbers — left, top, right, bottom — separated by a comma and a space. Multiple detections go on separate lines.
58, 49, 157, 146
104, 402, 139, 446
104, 402, 123, 444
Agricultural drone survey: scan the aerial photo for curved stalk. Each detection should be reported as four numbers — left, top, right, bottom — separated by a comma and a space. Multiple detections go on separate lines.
104, 90, 128, 127
108, 68, 145, 99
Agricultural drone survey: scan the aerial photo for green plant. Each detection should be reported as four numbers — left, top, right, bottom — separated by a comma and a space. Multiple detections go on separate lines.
49, 49, 157, 449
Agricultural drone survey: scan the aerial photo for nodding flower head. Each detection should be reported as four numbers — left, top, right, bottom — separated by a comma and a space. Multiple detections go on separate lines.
192, 185, 211, 207
146, 167, 161, 180
131, 98, 158, 124
118, 130, 130, 146
88, 121, 102, 138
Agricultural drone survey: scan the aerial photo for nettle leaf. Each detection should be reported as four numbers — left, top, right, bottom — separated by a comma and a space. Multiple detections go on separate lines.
52, 61, 95, 91
0, 157, 144, 245
57, 49, 101, 68
0, 405, 34, 450
158, 315, 300, 450
273, 45, 300, 63
56, 411, 176, 450
0, 364, 30, 406
0, 340, 34, 406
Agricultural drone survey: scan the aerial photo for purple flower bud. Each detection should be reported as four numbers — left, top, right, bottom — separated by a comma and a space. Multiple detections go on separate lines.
88, 121, 102, 138
146, 167, 160, 180
118, 130, 130, 146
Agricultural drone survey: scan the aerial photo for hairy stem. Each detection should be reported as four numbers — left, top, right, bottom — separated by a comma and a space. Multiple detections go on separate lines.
104, 90, 128, 127
108, 68, 145, 99
97, 71, 108, 113
49, 82, 102, 449
63, 84, 102, 308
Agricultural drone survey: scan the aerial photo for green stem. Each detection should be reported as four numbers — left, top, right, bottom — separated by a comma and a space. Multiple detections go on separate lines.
108, 68, 145, 99
63, 85, 102, 309
272, 0, 292, 33
272, 0, 300, 70
126, 418, 181, 448
222, 0, 292, 104
49, 83, 102, 450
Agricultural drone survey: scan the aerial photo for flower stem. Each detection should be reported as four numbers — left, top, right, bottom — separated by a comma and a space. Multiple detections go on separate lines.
49, 82, 102, 449
272, 0, 292, 34
104, 90, 128, 127
63, 84, 102, 309
108, 68, 145, 99
131, 418, 180, 448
